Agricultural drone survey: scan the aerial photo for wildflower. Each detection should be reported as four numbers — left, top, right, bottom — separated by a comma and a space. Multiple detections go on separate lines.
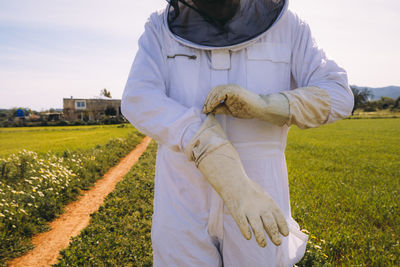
0, 213, 4, 217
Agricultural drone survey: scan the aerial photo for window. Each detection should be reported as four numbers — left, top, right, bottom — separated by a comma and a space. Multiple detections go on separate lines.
75, 101, 86, 110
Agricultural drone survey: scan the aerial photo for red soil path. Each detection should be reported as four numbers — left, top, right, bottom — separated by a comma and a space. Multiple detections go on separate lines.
8, 136, 152, 267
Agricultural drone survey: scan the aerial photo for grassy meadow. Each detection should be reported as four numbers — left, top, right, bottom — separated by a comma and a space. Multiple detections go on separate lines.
0, 125, 144, 265
287, 118, 399, 265
56, 118, 399, 266
0, 124, 136, 157
56, 141, 157, 266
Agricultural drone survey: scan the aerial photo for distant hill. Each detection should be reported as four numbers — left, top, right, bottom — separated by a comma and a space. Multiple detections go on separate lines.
352, 85, 400, 101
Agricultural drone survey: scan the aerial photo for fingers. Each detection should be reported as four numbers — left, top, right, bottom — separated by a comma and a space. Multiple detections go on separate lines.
247, 214, 267, 247
232, 213, 252, 240
273, 209, 289, 237
203, 86, 228, 114
203, 86, 221, 113
261, 213, 282, 246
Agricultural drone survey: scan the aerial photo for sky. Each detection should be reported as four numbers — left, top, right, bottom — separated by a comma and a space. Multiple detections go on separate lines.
0, 0, 399, 110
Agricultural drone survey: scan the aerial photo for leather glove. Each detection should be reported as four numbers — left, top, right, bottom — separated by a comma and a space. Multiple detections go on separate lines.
185, 115, 289, 247
203, 84, 331, 129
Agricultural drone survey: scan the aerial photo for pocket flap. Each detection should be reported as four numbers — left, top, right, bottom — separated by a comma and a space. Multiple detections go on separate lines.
247, 42, 291, 63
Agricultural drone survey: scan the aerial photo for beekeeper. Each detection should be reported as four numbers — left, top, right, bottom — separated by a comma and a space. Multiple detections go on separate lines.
121, 0, 353, 266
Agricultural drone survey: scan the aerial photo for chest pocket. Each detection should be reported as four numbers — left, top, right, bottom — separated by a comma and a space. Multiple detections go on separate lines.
166, 45, 201, 108
246, 42, 291, 95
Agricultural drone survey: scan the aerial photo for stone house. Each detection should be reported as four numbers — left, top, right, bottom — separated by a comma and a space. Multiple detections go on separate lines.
63, 97, 122, 121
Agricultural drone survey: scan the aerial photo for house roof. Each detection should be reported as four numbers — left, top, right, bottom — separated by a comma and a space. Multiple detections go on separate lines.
63, 97, 121, 101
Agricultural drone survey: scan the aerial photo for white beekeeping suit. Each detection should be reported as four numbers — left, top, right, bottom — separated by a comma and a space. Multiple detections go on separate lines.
122, 0, 353, 266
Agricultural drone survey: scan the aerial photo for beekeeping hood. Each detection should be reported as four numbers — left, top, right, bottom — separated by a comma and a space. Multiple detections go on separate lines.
166, 0, 287, 49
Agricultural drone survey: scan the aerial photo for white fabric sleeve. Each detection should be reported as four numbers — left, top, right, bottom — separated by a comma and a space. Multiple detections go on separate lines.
290, 13, 354, 123
121, 13, 203, 152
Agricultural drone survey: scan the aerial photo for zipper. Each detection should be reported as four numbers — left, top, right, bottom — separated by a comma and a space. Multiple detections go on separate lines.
167, 54, 197, 60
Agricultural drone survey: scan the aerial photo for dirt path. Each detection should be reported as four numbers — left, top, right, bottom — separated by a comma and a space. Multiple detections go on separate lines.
8, 136, 152, 267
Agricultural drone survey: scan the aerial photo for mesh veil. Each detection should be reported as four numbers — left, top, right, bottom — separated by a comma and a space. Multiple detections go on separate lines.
166, 0, 285, 47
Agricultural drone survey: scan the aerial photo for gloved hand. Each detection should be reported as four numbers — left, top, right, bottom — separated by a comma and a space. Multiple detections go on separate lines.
185, 114, 289, 247
203, 84, 331, 129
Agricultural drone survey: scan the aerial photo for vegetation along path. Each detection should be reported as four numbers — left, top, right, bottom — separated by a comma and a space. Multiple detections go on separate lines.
8, 136, 152, 267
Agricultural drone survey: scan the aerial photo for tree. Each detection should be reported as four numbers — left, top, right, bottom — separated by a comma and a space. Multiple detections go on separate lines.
392, 96, 400, 111
375, 97, 395, 110
100, 88, 112, 98
350, 86, 373, 115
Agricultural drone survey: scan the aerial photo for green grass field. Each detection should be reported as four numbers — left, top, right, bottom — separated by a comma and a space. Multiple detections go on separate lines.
38, 119, 400, 265
0, 124, 136, 157
0, 125, 144, 265
56, 141, 156, 266
287, 118, 400, 265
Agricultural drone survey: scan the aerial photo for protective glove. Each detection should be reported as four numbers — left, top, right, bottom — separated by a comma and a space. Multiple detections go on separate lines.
185, 114, 289, 247
203, 84, 331, 129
